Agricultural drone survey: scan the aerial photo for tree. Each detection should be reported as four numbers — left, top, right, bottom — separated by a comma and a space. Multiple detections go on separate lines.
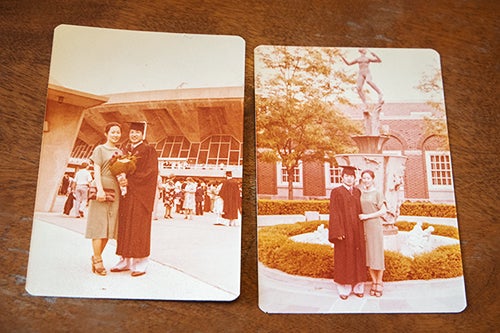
255, 46, 362, 199
416, 68, 449, 149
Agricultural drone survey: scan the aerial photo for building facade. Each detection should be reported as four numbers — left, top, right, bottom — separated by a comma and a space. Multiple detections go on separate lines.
37, 85, 243, 212
257, 103, 455, 204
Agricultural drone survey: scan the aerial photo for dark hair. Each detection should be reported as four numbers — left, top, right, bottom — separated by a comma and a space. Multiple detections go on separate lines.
361, 169, 375, 179
105, 122, 121, 134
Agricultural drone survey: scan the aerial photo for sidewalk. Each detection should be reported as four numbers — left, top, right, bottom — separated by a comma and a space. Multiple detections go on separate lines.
26, 196, 241, 301
257, 214, 467, 314
259, 264, 466, 314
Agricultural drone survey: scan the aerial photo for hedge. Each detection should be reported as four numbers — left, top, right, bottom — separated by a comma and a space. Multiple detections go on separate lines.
258, 199, 456, 218
258, 220, 463, 281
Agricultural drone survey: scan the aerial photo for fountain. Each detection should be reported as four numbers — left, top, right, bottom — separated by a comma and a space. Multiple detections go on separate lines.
336, 102, 407, 235
290, 221, 459, 258
289, 102, 457, 258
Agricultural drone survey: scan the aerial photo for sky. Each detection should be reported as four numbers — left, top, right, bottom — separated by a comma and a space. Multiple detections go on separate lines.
255, 46, 444, 104
342, 47, 444, 103
49, 25, 246, 95
49, 26, 443, 103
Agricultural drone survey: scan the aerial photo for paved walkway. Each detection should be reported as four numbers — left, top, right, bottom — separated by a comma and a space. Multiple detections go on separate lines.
257, 214, 467, 314
26, 196, 241, 301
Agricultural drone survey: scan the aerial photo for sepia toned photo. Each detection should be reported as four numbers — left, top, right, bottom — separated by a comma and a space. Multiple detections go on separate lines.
26, 25, 245, 301
255, 46, 466, 313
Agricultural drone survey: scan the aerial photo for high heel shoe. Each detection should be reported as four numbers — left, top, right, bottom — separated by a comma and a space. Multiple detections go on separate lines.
375, 283, 383, 297
370, 283, 377, 296
91, 256, 107, 276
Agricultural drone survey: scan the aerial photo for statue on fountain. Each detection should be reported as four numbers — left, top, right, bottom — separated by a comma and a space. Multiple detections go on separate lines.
340, 48, 384, 135
336, 49, 407, 235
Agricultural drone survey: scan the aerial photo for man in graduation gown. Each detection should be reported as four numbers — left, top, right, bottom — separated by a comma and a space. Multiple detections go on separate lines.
111, 122, 158, 277
218, 171, 240, 226
328, 165, 366, 299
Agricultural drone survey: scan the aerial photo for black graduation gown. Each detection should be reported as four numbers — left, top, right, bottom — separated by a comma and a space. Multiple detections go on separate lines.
219, 178, 240, 220
328, 186, 366, 285
116, 142, 158, 258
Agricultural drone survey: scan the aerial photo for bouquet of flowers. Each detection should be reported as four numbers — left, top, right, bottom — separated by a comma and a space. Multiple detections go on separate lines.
109, 152, 138, 196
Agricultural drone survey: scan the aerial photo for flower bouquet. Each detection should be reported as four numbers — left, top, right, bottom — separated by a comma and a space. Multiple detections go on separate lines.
109, 153, 138, 196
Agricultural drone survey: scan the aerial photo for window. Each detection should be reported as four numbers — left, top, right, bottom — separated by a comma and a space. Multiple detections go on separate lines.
159, 135, 242, 166
198, 135, 242, 166
425, 151, 453, 189
325, 162, 342, 188
277, 161, 303, 187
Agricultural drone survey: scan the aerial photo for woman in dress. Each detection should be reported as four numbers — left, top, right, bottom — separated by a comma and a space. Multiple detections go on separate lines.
358, 169, 387, 297
182, 177, 197, 220
85, 122, 122, 276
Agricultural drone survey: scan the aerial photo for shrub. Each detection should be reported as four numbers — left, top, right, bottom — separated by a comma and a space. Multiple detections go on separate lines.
258, 200, 329, 215
399, 201, 456, 218
258, 199, 456, 218
258, 221, 463, 281
410, 244, 463, 280
383, 251, 413, 281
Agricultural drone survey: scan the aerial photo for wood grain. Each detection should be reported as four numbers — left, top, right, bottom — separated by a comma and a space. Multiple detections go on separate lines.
1, 0, 498, 331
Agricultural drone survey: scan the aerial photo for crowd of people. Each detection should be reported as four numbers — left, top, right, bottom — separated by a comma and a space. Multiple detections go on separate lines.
328, 165, 387, 300
58, 121, 242, 278
156, 172, 241, 225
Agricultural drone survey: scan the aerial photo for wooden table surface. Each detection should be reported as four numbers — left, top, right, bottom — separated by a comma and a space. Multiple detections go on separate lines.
1, 1, 498, 331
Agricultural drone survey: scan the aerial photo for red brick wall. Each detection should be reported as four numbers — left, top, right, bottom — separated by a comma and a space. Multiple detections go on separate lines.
303, 161, 326, 197
256, 103, 452, 202
385, 118, 428, 200
404, 154, 427, 199
257, 161, 277, 195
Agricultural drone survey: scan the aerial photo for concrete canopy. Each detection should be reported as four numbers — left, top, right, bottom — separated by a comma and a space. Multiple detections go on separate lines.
79, 86, 244, 147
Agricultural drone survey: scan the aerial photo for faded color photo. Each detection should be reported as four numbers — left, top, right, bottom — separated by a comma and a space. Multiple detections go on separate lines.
255, 46, 466, 313
26, 25, 245, 301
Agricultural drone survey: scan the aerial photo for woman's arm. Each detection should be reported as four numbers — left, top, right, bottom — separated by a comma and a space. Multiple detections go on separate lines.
93, 164, 106, 201
359, 200, 387, 221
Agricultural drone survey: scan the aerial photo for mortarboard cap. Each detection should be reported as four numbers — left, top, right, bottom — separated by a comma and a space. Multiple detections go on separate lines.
128, 121, 147, 139
129, 121, 146, 132
338, 165, 359, 176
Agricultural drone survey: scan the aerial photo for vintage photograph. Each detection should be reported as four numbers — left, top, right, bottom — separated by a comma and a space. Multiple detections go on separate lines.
26, 25, 245, 301
255, 46, 466, 313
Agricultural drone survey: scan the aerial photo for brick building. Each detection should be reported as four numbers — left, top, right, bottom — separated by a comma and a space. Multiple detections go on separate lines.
257, 102, 455, 204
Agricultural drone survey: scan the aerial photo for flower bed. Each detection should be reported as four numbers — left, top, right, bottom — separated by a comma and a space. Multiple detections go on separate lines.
258, 220, 463, 281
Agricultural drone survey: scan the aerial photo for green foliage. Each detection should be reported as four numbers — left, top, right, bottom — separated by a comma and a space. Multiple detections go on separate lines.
258, 199, 456, 218
399, 201, 456, 218
410, 245, 463, 280
255, 46, 362, 199
258, 221, 463, 281
258, 199, 330, 215
383, 251, 413, 282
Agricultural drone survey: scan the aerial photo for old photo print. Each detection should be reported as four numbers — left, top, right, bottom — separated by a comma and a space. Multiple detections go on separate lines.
26, 25, 245, 301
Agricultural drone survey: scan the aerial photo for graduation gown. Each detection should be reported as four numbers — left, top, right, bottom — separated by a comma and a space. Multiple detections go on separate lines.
218, 178, 240, 220
328, 186, 366, 285
116, 142, 158, 258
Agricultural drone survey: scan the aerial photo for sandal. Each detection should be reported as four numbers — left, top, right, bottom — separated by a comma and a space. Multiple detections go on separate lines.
370, 283, 377, 296
375, 283, 383, 297
91, 256, 107, 276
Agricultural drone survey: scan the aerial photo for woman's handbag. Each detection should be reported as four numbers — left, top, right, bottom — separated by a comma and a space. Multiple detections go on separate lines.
88, 187, 116, 202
